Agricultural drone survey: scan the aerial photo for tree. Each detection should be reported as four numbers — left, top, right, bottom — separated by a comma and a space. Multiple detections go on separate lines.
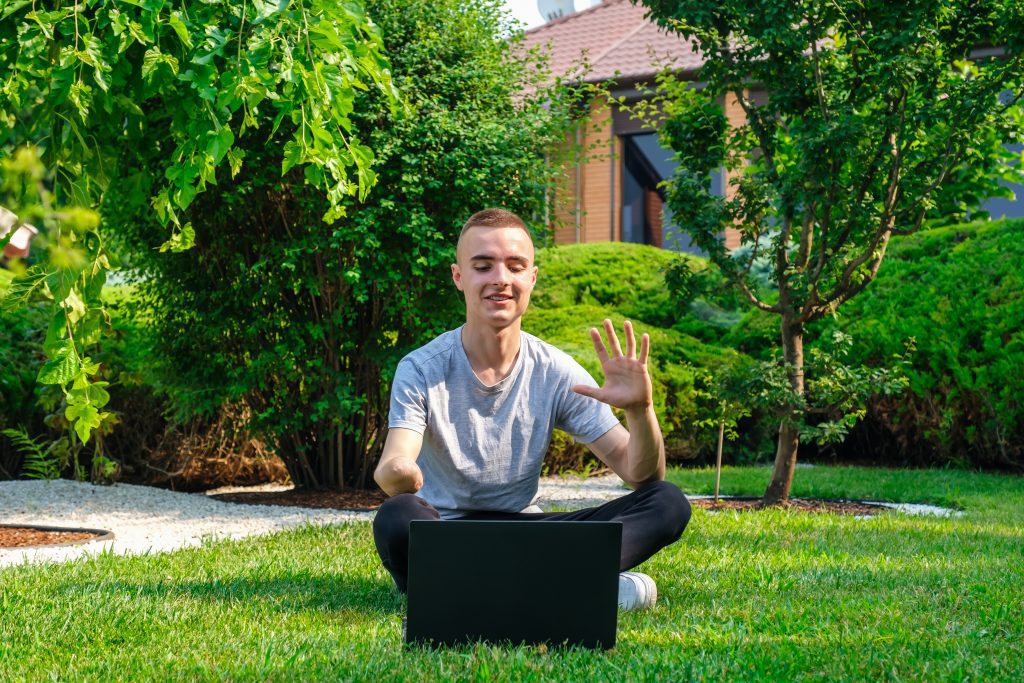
640, 0, 1024, 503
110, 0, 579, 489
0, 0, 397, 478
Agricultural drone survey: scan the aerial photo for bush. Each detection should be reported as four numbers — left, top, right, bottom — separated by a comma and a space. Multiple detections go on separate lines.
526, 243, 765, 469
534, 242, 747, 345
809, 218, 1024, 469
1, 275, 281, 485
109, 0, 572, 490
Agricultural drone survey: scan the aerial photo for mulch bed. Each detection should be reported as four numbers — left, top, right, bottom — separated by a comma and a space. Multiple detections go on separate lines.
0, 526, 106, 548
692, 497, 884, 516
209, 487, 388, 511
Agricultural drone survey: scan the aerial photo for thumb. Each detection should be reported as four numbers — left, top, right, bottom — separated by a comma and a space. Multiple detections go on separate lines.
572, 384, 600, 399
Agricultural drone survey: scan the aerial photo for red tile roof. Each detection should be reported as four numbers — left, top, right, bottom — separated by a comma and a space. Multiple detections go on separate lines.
522, 0, 704, 84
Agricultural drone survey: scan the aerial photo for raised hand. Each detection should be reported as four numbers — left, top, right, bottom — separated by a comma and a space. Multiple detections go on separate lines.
572, 319, 653, 412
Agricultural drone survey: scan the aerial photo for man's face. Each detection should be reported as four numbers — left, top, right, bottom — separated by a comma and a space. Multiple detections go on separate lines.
452, 225, 538, 331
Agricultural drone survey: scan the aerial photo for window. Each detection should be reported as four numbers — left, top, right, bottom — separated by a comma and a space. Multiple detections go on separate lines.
620, 132, 723, 254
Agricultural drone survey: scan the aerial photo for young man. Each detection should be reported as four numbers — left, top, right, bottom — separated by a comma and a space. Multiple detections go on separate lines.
372, 208, 691, 610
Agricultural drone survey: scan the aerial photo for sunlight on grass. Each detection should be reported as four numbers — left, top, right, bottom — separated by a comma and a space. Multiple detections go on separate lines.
2, 466, 1022, 681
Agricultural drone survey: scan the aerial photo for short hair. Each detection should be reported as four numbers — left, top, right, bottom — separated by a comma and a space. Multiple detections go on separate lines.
459, 208, 532, 243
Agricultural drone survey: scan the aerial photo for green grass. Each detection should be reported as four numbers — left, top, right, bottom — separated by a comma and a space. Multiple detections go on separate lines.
3, 465, 1023, 681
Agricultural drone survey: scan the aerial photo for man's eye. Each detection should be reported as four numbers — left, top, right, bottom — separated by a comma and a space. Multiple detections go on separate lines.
474, 266, 490, 272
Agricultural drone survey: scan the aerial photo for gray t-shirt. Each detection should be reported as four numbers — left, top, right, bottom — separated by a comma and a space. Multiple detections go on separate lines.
388, 326, 619, 518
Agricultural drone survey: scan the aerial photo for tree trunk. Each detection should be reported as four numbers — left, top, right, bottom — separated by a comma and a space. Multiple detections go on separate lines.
763, 316, 805, 505
272, 377, 387, 490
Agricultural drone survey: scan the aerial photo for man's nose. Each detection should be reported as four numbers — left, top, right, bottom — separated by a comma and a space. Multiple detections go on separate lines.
492, 264, 513, 284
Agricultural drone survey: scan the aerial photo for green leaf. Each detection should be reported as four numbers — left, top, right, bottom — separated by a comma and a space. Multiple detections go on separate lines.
168, 11, 194, 50
251, 0, 290, 20
1, 264, 49, 310
86, 381, 111, 408
207, 125, 234, 165
227, 148, 245, 178
158, 223, 196, 253
66, 401, 102, 444
43, 310, 69, 354
61, 288, 87, 324
37, 340, 81, 386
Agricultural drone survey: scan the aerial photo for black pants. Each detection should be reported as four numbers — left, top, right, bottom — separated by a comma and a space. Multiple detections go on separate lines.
372, 480, 692, 593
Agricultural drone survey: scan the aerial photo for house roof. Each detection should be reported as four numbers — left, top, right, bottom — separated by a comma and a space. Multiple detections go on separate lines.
521, 0, 704, 85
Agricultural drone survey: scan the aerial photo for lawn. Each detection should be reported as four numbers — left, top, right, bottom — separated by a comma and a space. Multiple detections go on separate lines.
1, 465, 1022, 681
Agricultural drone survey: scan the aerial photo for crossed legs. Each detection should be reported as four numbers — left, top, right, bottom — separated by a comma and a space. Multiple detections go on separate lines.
371, 480, 691, 593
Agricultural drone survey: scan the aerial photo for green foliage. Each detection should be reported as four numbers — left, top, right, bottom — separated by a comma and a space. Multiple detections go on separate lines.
0, 0, 398, 453
536, 242, 748, 344
642, 0, 1024, 499
813, 218, 1024, 468
526, 243, 756, 460
740, 330, 912, 444
0, 427, 60, 480
112, 0, 577, 488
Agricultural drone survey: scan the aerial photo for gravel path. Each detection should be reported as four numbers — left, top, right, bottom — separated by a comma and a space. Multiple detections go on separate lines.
0, 475, 959, 568
0, 475, 631, 568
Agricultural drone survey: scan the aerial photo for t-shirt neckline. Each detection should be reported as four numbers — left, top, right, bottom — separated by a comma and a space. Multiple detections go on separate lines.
457, 325, 525, 393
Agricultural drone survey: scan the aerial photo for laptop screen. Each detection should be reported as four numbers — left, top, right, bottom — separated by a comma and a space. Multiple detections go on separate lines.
406, 520, 621, 649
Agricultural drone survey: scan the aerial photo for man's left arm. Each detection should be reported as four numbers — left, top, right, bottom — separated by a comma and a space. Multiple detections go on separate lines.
572, 319, 666, 489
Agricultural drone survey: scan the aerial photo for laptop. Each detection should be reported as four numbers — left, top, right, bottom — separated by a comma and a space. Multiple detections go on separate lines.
405, 520, 622, 649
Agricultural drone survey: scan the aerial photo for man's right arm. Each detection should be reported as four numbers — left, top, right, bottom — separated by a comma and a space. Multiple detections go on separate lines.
373, 427, 424, 496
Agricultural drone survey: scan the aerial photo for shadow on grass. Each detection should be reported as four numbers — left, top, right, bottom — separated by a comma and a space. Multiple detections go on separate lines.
57, 571, 403, 617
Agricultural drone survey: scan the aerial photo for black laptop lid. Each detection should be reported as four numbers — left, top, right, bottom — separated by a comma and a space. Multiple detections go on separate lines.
406, 520, 621, 649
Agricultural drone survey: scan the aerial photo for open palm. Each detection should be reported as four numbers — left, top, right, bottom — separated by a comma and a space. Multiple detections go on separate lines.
572, 319, 653, 411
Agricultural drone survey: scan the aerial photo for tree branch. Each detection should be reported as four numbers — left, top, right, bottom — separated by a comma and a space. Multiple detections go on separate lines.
733, 90, 778, 183
820, 116, 903, 312
737, 277, 781, 313
797, 203, 815, 270
830, 93, 903, 255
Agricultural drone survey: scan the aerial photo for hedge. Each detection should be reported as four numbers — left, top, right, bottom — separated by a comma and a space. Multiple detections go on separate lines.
811, 218, 1024, 469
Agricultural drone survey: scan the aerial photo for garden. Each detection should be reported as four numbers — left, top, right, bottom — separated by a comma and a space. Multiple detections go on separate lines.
2, 0, 1023, 681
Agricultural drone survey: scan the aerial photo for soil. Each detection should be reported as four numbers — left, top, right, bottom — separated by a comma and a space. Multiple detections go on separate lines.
209, 487, 388, 510
0, 526, 104, 548
692, 497, 883, 515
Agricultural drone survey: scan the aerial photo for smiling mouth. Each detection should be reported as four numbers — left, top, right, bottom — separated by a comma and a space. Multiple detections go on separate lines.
485, 294, 514, 302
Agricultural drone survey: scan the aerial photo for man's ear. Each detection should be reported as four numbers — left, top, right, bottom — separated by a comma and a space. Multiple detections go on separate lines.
451, 263, 464, 291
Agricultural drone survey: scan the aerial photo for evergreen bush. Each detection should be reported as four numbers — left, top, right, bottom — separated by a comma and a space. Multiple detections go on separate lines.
814, 218, 1024, 469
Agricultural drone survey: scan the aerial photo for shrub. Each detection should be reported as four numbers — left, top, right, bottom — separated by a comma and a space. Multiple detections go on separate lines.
109, 0, 574, 490
811, 218, 1024, 469
526, 243, 761, 468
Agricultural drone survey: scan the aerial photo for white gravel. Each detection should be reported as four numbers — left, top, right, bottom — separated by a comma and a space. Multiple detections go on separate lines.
0, 474, 631, 568
1, 475, 961, 568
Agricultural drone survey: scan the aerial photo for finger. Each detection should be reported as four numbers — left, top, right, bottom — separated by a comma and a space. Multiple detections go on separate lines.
589, 327, 610, 363
639, 333, 650, 365
624, 320, 636, 359
603, 318, 623, 357
572, 384, 601, 400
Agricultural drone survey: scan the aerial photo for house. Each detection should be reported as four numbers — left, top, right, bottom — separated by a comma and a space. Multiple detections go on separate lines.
522, 0, 748, 252
523, 0, 1023, 252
